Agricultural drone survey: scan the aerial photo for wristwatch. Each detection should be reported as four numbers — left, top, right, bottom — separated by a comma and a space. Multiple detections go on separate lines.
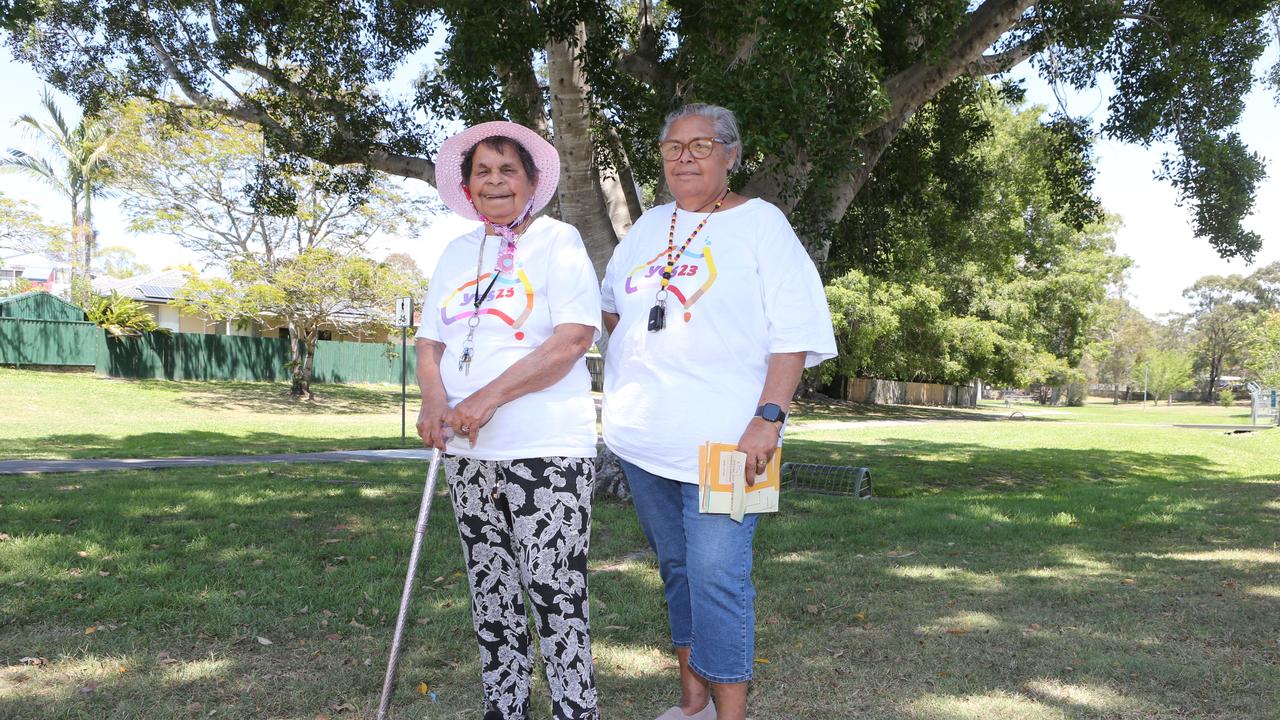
755, 402, 787, 424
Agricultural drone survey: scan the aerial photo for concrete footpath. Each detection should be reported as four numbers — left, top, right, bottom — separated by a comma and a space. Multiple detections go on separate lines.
0, 448, 437, 476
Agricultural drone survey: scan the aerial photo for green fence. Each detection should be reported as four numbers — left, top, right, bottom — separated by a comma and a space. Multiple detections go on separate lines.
96, 332, 295, 381
2, 317, 418, 384
0, 318, 100, 367
1, 324, 595, 389
311, 337, 415, 384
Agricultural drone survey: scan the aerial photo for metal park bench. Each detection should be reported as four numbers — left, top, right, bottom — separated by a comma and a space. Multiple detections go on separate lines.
780, 462, 873, 498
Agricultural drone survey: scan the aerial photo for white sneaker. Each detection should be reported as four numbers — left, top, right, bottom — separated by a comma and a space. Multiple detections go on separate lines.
655, 698, 716, 720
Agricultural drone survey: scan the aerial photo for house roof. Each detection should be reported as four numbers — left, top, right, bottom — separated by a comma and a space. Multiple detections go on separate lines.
93, 269, 193, 303
1, 252, 71, 282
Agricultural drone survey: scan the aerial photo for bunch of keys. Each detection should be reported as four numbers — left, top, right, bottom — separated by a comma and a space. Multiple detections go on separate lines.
458, 314, 481, 374
648, 289, 668, 332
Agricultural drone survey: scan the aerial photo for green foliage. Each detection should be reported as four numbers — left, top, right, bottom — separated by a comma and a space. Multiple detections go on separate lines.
1085, 297, 1156, 399
106, 100, 428, 266
820, 90, 1127, 390
1242, 310, 1280, 389
175, 249, 404, 398
2, 1, 1274, 261
1218, 388, 1235, 408
1139, 349, 1196, 406
84, 291, 164, 338
0, 277, 37, 297
1, 89, 114, 301
0, 193, 65, 257
94, 245, 150, 279
1178, 269, 1265, 400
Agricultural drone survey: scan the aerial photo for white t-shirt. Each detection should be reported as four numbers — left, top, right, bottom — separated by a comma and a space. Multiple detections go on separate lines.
417, 216, 601, 461
601, 198, 837, 484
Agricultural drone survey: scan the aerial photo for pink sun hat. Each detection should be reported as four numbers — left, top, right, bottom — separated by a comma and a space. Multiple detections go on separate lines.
435, 121, 561, 222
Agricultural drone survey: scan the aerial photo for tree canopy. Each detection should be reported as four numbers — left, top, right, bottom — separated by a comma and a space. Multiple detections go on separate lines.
2, 0, 1274, 276
106, 100, 430, 397
0, 193, 64, 257
819, 92, 1128, 389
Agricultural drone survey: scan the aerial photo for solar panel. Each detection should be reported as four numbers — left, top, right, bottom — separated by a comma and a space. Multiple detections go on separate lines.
138, 284, 179, 299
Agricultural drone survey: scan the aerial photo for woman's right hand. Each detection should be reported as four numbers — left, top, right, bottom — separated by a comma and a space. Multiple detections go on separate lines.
415, 399, 449, 450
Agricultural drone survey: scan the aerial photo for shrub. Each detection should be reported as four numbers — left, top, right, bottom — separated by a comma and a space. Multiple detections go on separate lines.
85, 291, 166, 337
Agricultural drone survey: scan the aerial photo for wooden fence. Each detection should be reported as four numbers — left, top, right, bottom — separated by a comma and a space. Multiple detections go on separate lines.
845, 377, 977, 407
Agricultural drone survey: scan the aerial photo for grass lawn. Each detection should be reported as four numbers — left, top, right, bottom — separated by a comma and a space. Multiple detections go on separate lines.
3, 407, 1278, 718
0, 369, 414, 460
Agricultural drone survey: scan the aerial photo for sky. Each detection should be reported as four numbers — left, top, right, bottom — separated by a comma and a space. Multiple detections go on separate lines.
0, 38, 1276, 319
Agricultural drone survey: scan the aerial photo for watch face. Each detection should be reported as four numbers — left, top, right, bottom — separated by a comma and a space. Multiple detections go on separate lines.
759, 403, 784, 422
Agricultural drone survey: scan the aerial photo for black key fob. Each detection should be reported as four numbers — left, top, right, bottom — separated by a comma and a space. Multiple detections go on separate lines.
647, 304, 666, 332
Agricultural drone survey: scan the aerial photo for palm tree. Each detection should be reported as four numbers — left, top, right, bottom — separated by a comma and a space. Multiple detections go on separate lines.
2, 89, 113, 300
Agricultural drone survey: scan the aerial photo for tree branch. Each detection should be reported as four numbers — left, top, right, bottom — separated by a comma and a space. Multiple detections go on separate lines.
878, 0, 1036, 132
964, 39, 1039, 76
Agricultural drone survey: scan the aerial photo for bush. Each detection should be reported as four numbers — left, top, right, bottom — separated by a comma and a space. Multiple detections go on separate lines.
85, 291, 166, 337
1218, 388, 1235, 408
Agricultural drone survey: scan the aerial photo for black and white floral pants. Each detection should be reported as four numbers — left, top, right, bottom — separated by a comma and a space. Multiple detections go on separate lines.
443, 455, 600, 720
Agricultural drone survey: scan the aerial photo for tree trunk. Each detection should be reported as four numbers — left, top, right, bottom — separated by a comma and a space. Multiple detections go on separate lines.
546, 25, 623, 278
595, 445, 631, 501
301, 334, 317, 399
288, 325, 308, 398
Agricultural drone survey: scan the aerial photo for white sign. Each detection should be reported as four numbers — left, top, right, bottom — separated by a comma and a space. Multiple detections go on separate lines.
394, 297, 414, 328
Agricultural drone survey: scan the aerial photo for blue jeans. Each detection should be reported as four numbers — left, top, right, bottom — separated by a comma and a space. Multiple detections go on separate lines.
619, 458, 761, 684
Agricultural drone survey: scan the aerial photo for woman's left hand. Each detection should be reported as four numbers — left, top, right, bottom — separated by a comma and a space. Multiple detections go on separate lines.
446, 390, 500, 447
735, 417, 781, 486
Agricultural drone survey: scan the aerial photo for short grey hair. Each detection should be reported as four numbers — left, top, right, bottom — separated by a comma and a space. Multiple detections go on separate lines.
660, 103, 742, 172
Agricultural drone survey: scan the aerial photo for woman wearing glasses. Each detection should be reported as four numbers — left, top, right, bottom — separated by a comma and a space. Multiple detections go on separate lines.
600, 104, 836, 720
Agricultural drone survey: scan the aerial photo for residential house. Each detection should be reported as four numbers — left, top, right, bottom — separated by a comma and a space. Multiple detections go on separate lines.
0, 252, 72, 297
93, 269, 393, 342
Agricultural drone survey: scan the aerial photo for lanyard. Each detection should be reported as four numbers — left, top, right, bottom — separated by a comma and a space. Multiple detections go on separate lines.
458, 234, 511, 374
649, 190, 726, 332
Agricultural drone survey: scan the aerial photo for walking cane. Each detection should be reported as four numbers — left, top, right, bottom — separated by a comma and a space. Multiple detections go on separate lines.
376, 446, 444, 720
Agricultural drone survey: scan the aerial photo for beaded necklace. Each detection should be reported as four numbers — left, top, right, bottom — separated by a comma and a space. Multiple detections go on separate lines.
648, 188, 727, 332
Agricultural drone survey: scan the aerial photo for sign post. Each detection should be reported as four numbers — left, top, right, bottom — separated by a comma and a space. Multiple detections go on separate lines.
394, 297, 414, 447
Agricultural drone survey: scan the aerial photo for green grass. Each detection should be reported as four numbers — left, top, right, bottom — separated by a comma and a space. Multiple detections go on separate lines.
3, 407, 1279, 718
982, 398, 1256, 427
0, 368, 414, 460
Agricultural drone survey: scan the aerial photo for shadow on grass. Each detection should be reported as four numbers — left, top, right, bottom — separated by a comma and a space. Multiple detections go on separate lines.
2, 452, 1277, 718
136, 378, 409, 415
793, 398, 1006, 423
0, 430, 405, 460
0, 463, 679, 719
749, 473, 1280, 718
784, 437, 1230, 497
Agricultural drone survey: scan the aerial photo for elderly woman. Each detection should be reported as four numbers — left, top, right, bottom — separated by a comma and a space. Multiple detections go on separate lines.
600, 104, 837, 720
415, 120, 601, 720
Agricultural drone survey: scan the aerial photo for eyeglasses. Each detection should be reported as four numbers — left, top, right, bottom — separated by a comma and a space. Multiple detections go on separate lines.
658, 137, 726, 161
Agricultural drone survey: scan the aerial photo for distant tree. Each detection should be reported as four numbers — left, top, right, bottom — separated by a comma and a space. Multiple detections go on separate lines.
1243, 311, 1280, 389
107, 101, 429, 397
1, 89, 113, 300
1181, 274, 1254, 402
1140, 349, 1195, 406
175, 249, 403, 398
94, 245, 150, 279
382, 251, 430, 301
0, 193, 65, 257
1088, 297, 1155, 403
108, 101, 426, 267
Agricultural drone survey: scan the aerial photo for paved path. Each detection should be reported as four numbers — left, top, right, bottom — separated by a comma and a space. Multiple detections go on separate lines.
0, 448, 437, 476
